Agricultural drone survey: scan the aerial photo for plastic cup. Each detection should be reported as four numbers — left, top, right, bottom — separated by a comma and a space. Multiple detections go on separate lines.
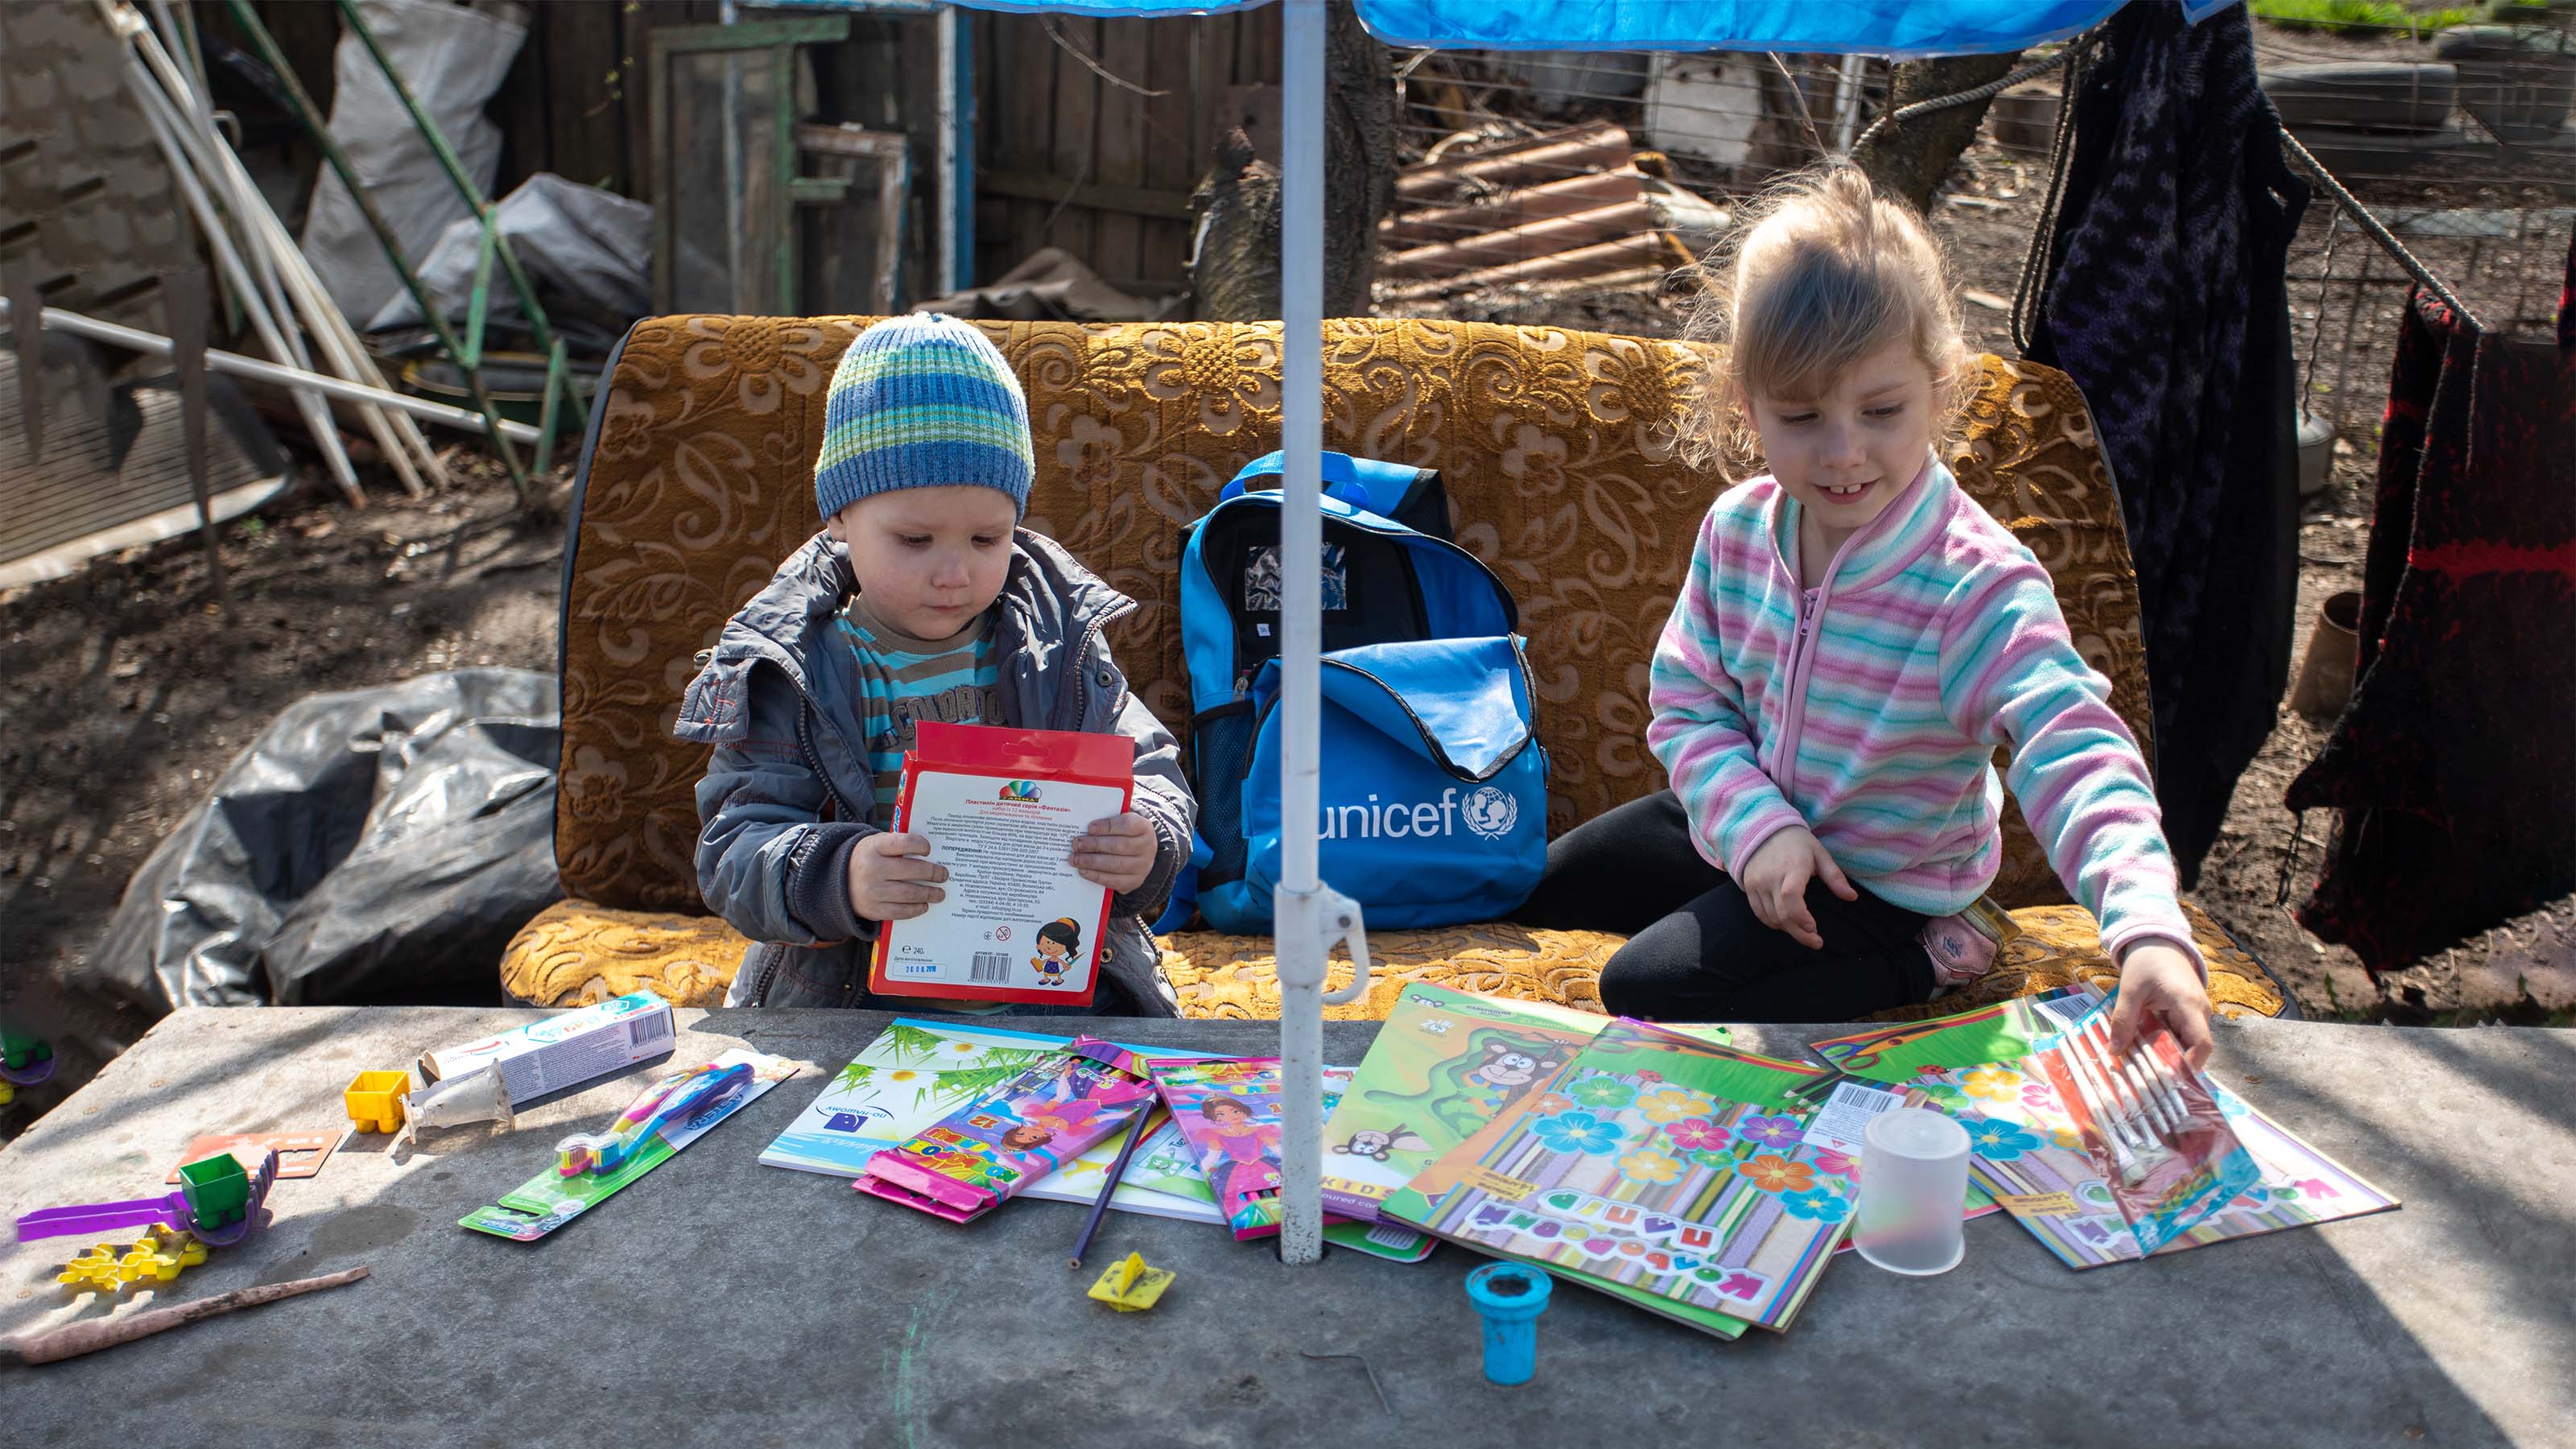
1854, 1107, 1971, 1277
1463, 1261, 1553, 1385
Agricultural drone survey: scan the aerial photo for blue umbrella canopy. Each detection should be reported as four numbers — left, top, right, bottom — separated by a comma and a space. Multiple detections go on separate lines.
947, 0, 2215, 56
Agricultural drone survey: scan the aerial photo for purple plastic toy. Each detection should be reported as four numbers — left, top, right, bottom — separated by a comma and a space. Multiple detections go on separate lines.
14, 1147, 279, 1247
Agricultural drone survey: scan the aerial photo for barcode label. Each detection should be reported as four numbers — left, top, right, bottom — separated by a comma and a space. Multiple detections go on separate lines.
970, 952, 1013, 984
629, 1013, 673, 1046
1366, 1223, 1424, 1249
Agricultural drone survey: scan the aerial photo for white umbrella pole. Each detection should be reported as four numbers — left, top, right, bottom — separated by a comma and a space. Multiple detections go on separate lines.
1274, 0, 1338, 1267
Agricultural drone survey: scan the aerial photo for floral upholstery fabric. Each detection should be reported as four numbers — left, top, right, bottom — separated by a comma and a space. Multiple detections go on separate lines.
500, 900, 2283, 1022
506, 315, 2275, 1018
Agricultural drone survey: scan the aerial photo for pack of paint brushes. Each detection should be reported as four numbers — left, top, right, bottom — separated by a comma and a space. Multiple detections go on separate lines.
2018, 1012, 2260, 1257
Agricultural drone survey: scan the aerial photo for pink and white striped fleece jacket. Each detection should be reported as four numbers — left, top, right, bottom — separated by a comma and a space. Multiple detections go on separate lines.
1646, 456, 2202, 973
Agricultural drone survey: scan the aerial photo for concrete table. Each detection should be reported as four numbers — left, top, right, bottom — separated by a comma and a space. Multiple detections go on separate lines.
2, 1009, 2568, 1447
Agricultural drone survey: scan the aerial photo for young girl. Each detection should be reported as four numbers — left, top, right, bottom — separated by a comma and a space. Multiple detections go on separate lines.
1514, 162, 2213, 1067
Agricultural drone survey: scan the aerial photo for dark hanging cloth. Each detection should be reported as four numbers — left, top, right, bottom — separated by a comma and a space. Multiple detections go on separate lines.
2023, 2, 2310, 885
2283, 239, 2576, 974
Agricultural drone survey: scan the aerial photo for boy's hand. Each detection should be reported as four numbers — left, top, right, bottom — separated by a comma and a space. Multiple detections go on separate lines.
2110, 939, 2214, 1070
1069, 812, 1156, 894
1740, 825, 1856, 951
848, 832, 946, 923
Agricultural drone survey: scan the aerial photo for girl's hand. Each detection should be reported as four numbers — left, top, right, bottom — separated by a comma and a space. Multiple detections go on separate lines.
1740, 825, 1856, 951
847, 831, 946, 923
1070, 812, 1156, 894
2110, 940, 2214, 1070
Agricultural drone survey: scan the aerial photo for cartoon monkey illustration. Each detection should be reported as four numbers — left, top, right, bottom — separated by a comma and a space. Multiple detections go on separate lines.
1332, 1123, 1431, 1162
1459, 1039, 1571, 1114
1361, 1028, 1575, 1140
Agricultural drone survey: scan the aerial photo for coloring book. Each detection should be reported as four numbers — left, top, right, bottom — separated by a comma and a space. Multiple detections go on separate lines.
1389, 1021, 1845, 1334
760, 1018, 1216, 1222
1123, 1067, 1435, 1263
1319, 983, 1729, 1224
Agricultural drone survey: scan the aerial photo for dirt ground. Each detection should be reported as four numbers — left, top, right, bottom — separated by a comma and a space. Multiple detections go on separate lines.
1, 455, 568, 1136
5, 35, 2570, 1137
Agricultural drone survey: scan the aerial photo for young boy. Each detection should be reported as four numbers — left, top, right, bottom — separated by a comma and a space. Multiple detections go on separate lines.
678, 314, 1194, 1013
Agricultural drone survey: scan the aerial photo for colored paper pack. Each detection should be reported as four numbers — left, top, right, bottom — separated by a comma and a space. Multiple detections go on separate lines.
1319, 982, 1728, 1224
460, 1051, 798, 1241
1390, 1022, 1843, 1335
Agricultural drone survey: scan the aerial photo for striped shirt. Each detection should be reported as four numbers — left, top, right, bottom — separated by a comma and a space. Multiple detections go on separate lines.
1646, 456, 2201, 972
830, 594, 1003, 819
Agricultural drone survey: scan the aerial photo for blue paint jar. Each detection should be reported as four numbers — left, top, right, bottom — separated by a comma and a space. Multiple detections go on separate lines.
1463, 1261, 1553, 1385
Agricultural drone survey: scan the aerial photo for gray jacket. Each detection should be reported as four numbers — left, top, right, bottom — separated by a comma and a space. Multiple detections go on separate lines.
675, 528, 1191, 1014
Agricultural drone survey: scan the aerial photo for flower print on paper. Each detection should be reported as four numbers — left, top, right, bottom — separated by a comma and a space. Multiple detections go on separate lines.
1779, 1187, 1850, 1223
1736, 1154, 1815, 1195
1567, 1074, 1637, 1111
1663, 1117, 1729, 1153
1810, 1148, 1859, 1180
1636, 1085, 1714, 1124
1688, 1148, 1736, 1170
1736, 1113, 1803, 1152
1959, 1067, 2022, 1104
1530, 1109, 1625, 1157
1616, 1149, 1684, 1186
1529, 1092, 1576, 1117
1960, 1116, 2045, 1162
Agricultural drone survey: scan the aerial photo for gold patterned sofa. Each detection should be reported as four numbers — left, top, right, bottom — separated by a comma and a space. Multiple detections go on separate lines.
501, 316, 2286, 1023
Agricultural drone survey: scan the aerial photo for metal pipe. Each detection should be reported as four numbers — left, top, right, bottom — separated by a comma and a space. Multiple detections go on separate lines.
1273, 0, 1327, 1269
111, 3, 443, 494
938, 3, 963, 296
114, 46, 367, 504
0, 298, 545, 444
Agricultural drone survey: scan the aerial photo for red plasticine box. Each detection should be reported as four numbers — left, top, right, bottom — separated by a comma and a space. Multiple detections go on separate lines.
869, 720, 1134, 1009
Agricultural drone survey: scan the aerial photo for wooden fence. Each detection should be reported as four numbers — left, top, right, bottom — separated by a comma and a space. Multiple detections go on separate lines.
199, 2, 1283, 297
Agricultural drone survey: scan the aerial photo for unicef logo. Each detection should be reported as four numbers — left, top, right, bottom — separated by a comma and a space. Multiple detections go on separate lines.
1461, 786, 1518, 840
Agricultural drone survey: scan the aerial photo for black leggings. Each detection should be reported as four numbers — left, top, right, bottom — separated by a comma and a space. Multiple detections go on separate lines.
1513, 791, 1934, 1022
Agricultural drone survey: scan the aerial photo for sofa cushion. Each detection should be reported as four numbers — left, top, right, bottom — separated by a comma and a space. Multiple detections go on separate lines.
558, 318, 2147, 917
500, 898, 2282, 1021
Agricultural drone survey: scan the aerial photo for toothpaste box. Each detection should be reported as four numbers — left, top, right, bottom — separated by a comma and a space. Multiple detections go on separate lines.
419, 990, 675, 1105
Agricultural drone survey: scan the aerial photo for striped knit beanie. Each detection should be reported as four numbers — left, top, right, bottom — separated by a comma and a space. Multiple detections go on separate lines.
815, 313, 1034, 521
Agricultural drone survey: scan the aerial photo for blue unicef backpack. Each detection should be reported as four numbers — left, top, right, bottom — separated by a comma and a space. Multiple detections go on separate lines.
1174, 451, 1547, 934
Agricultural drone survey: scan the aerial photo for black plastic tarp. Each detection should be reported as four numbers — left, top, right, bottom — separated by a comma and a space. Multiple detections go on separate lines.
89, 670, 562, 1011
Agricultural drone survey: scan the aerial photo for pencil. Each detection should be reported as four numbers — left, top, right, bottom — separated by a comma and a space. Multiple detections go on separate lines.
1071, 1105, 1158, 1269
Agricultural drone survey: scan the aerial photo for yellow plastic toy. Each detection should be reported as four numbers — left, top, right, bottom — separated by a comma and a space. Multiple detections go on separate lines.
345, 1070, 412, 1133
1086, 1252, 1174, 1312
116, 1226, 208, 1286
0, 1082, 14, 1107
55, 1245, 125, 1296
